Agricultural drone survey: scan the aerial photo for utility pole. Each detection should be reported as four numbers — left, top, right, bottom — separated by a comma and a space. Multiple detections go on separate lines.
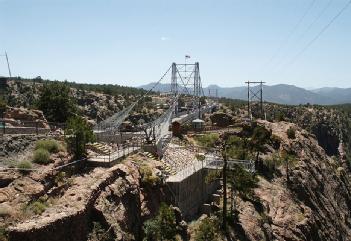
5, 52, 11, 77
245, 81, 265, 119
247, 81, 250, 119
0, 52, 12, 77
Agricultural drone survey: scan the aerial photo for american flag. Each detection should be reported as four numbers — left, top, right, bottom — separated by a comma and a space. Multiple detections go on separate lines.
185, 55, 191, 58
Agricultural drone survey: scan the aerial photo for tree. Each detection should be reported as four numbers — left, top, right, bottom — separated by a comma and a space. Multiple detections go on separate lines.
143, 203, 177, 241
210, 133, 259, 231
250, 125, 271, 172
195, 216, 220, 241
227, 164, 258, 198
37, 81, 76, 122
281, 150, 297, 186
65, 116, 95, 159
226, 136, 249, 160
287, 127, 296, 139
0, 97, 6, 118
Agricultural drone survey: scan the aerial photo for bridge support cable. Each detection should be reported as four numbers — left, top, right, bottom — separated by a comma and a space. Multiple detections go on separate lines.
144, 95, 179, 140
175, 67, 192, 96
95, 64, 173, 133
143, 95, 180, 155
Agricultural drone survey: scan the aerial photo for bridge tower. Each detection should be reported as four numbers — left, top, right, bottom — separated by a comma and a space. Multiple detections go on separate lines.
171, 62, 178, 96
193, 62, 202, 114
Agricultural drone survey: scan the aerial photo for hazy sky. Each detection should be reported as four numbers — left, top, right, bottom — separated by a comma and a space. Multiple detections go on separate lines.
0, 0, 350, 88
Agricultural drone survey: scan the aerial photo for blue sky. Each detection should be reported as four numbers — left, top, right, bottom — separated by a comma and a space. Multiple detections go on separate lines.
0, 0, 350, 88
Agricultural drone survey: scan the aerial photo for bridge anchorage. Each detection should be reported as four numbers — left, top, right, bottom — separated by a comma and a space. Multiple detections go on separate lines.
90, 61, 217, 165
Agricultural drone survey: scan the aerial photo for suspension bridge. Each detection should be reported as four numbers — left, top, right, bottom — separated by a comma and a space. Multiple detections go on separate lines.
88, 61, 254, 219
90, 62, 216, 163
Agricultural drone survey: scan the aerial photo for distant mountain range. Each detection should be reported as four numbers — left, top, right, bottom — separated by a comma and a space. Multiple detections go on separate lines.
139, 83, 351, 105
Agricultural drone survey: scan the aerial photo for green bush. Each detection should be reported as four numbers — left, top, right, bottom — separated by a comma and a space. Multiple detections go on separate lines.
195, 154, 205, 161
0, 226, 8, 241
27, 199, 48, 215
287, 127, 296, 139
17, 160, 32, 173
35, 139, 60, 153
54, 171, 66, 185
140, 165, 159, 186
33, 148, 51, 165
31, 201, 47, 215
195, 217, 221, 241
195, 133, 219, 148
88, 222, 113, 241
143, 203, 177, 241
226, 136, 248, 160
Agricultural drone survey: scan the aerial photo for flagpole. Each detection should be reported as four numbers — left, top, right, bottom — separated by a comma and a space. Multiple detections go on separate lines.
184, 55, 187, 81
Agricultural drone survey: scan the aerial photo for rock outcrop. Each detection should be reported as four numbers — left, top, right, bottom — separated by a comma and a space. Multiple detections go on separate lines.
7, 164, 134, 241
3, 107, 49, 128
6, 159, 171, 241
234, 121, 351, 241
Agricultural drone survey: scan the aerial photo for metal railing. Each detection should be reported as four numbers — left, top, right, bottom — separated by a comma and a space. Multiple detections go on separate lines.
87, 140, 144, 164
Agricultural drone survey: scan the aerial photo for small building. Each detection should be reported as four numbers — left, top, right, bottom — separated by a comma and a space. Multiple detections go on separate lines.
192, 119, 205, 131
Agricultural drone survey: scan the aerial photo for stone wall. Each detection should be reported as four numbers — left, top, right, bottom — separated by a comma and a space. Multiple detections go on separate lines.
1, 127, 50, 135
167, 168, 220, 220
8, 210, 90, 241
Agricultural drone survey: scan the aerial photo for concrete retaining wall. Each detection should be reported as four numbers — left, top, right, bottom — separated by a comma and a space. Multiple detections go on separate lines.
167, 168, 220, 220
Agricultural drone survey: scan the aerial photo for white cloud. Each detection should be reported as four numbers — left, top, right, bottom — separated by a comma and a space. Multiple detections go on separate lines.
161, 36, 170, 41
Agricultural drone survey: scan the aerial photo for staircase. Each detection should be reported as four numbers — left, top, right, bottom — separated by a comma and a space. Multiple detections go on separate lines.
87, 143, 111, 155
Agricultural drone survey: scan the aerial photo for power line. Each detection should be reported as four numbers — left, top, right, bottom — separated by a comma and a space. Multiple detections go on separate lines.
275, 0, 333, 74
262, 0, 317, 69
282, 0, 351, 69
295, 0, 334, 46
